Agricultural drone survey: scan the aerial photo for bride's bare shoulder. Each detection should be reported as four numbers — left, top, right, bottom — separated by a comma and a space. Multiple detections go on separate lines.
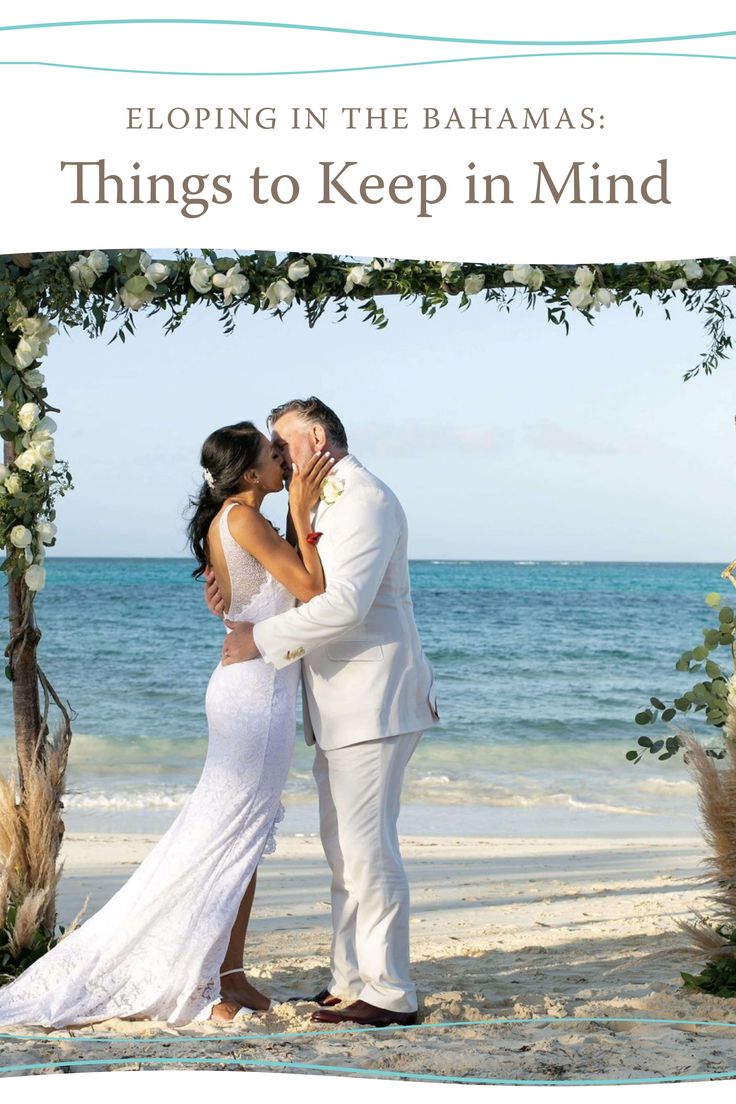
222, 503, 279, 552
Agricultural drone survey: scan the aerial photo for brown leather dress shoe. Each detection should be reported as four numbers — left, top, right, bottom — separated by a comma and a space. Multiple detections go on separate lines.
311, 999, 418, 1027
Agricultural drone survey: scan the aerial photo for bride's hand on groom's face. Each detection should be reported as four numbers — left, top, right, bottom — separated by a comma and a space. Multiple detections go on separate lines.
289, 451, 336, 514
222, 621, 260, 665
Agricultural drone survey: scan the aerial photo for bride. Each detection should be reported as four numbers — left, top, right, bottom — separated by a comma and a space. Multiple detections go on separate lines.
0, 420, 335, 1028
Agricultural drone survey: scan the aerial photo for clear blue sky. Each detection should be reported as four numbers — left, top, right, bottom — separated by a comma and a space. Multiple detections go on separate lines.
46, 267, 733, 560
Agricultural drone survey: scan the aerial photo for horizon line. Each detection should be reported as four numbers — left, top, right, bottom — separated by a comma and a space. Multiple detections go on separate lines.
40, 555, 729, 565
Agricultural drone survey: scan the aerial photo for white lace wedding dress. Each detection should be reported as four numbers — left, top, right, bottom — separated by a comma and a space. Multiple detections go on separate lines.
0, 502, 299, 1028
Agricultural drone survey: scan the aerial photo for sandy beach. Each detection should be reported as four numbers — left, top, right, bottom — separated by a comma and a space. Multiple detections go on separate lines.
3, 828, 736, 1082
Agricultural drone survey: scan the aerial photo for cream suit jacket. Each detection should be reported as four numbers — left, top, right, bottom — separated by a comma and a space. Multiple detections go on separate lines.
252, 454, 439, 750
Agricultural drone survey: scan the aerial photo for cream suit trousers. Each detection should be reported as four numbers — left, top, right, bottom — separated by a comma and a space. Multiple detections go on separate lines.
312, 730, 422, 1014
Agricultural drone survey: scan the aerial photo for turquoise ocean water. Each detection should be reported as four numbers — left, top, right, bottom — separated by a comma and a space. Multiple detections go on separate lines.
0, 559, 726, 837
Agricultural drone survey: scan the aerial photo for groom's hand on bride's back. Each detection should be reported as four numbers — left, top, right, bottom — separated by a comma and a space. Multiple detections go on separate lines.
204, 566, 225, 618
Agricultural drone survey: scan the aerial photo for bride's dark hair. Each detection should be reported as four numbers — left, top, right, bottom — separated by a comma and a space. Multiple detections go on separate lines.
187, 421, 263, 579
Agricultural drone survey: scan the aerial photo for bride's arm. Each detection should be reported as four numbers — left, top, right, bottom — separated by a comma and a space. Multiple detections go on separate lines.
227, 453, 333, 603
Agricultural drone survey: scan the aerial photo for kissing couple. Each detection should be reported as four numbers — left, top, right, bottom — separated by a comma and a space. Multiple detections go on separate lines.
0, 396, 439, 1030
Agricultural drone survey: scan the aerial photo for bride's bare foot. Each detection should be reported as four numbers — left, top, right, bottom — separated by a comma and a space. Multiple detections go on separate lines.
220, 969, 271, 1012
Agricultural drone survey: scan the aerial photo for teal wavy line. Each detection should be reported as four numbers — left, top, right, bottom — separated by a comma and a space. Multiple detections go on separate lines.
0, 18, 735, 48
1, 1053, 736, 1085
0, 50, 734, 77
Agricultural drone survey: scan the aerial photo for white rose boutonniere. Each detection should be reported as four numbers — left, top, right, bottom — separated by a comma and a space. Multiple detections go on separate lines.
320, 474, 345, 507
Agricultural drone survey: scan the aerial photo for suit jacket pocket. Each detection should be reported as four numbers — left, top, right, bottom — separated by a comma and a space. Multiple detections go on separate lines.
327, 640, 385, 662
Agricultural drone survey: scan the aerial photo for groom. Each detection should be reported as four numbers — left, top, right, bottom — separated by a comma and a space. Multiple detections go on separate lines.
215, 396, 439, 1027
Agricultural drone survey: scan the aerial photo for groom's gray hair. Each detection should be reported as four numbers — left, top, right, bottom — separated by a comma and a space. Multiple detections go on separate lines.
267, 396, 349, 450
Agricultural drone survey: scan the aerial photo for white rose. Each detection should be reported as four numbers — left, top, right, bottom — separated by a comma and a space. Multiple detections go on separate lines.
681, 259, 703, 281
14, 448, 42, 472
87, 250, 109, 278
23, 367, 45, 389
212, 263, 250, 306
10, 525, 32, 549
36, 519, 57, 545
32, 439, 55, 467
593, 288, 615, 310
372, 258, 395, 271
503, 263, 532, 285
287, 258, 311, 282
5, 473, 22, 495
143, 261, 171, 288
119, 279, 154, 311
671, 278, 688, 292
320, 475, 345, 506
189, 258, 215, 294
464, 273, 485, 296
568, 286, 594, 310
14, 336, 39, 369
22, 315, 56, 345
574, 265, 595, 289
526, 267, 544, 292
17, 402, 40, 431
344, 265, 373, 293
13, 314, 57, 369
24, 564, 46, 592
440, 262, 462, 281
264, 279, 296, 310
69, 256, 96, 291
653, 260, 675, 272
31, 415, 57, 443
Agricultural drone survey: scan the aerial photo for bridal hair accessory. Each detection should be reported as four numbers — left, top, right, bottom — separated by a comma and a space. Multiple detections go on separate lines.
202, 468, 215, 490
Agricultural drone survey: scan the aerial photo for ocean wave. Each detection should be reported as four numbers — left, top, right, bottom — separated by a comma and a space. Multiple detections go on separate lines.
403, 771, 655, 816
637, 777, 697, 795
64, 788, 193, 810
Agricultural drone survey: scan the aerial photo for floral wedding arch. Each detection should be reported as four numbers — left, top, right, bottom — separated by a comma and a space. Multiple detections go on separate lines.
0, 247, 734, 968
